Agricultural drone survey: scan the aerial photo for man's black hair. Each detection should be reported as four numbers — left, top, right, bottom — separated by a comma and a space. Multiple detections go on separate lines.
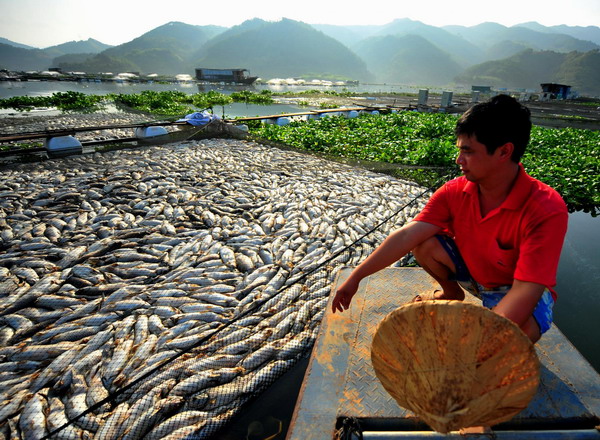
455, 94, 532, 162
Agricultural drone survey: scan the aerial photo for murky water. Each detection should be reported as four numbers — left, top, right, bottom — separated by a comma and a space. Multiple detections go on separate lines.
555, 210, 600, 372
0, 78, 455, 99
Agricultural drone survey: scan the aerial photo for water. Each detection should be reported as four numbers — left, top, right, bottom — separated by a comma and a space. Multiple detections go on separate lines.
0, 80, 323, 118
0, 79, 458, 100
0, 79, 466, 119
554, 210, 600, 372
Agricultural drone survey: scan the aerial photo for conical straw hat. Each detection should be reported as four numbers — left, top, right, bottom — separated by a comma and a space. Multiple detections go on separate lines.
371, 300, 540, 433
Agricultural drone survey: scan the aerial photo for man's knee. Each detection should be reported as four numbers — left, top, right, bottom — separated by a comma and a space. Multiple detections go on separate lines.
413, 235, 451, 266
412, 235, 439, 260
521, 316, 542, 343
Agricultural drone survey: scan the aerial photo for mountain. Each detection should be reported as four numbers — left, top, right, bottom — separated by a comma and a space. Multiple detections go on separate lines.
456, 49, 600, 95
310, 24, 382, 48
517, 22, 600, 46
191, 18, 373, 81
58, 22, 226, 74
43, 38, 112, 57
1, 18, 599, 94
443, 23, 599, 53
372, 18, 485, 66
494, 26, 598, 53
354, 34, 462, 85
554, 50, 600, 94
442, 22, 509, 49
0, 38, 112, 71
0, 37, 34, 50
0, 43, 54, 71
484, 40, 531, 60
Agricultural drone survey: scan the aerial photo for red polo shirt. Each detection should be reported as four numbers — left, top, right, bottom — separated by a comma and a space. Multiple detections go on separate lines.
415, 164, 568, 298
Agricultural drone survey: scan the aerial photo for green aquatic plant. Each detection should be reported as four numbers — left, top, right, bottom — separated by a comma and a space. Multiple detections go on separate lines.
249, 111, 600, 214
230, 90, 274, 105
0, 92, 105, 112
109, 90, 193, 115
48, 91, 105, 112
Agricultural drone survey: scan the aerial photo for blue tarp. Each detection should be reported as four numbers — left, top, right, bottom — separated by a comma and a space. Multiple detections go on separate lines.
177, 111, 220, 126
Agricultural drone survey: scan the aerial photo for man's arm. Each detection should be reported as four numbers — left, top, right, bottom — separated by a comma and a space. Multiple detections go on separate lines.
331, 221, 441, 313
492, 279, 546, 330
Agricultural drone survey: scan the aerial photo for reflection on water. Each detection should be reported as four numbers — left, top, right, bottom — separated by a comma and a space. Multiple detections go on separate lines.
555, 211, 600, 373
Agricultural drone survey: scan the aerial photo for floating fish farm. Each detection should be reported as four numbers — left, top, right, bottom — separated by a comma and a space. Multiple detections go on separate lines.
0, 120, 433, 439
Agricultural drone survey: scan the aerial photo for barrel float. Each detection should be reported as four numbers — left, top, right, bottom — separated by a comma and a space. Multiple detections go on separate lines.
135, 126, 168, 139
45, 136, 82, 157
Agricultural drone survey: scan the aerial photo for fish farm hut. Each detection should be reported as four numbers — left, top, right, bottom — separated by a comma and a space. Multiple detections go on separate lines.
540, 83, 572, 100
195, 68, 258, 84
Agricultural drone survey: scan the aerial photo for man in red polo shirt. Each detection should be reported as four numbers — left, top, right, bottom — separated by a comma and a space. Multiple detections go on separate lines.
332, 94, 568, 344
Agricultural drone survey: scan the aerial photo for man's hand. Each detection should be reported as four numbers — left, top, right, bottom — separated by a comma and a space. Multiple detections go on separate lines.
330, 222, 440, 314
332, 276, 360, 313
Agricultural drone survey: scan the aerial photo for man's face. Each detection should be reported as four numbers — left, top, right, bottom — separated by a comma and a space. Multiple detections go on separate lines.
455, 134, 500, 183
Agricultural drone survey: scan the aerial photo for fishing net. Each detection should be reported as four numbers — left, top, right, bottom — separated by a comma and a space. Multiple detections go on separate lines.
0, 136, 438, 440
371, 300, 540, 434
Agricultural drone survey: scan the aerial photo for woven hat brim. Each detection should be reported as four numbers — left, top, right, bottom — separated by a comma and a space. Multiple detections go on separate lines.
371, 300, 540, 433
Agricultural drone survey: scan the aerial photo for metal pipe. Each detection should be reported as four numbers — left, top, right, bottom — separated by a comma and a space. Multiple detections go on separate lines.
362, 430, 600, 439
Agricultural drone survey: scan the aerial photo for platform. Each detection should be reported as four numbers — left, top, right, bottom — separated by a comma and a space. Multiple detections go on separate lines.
287, 268, 600, 439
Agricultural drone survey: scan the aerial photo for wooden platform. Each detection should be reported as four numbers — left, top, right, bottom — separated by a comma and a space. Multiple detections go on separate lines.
287, 268, 600, 439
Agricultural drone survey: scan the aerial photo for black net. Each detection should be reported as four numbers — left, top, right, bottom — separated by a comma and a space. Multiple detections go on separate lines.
0, 137, 439, 439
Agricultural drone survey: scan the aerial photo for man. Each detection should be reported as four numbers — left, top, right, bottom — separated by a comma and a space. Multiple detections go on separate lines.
332, 94, 568, 344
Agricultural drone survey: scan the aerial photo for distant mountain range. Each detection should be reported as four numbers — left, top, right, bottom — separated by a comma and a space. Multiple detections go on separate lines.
0, 37, 112, 72
1, 18, 599, 95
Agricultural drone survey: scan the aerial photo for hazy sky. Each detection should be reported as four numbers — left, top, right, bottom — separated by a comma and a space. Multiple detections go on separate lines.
1, 0, 599, 48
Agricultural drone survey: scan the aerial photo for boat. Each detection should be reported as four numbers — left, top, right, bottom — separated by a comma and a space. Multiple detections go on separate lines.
195, 68, 258, 84
287, 267, 600, 439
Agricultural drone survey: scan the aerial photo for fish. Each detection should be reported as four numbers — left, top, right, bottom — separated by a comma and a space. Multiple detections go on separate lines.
0, 134, 425, 440
18, 392, 48, 440
144, 410, 210, 440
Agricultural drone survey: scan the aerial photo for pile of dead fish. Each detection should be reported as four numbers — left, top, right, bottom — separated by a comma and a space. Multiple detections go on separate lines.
0, 138, 430, 439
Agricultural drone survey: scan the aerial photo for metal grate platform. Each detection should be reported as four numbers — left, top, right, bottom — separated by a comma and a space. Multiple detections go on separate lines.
287, 267, 600, 439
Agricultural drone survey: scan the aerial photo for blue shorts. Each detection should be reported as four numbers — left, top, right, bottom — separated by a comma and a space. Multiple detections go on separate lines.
435, 235, 555, 335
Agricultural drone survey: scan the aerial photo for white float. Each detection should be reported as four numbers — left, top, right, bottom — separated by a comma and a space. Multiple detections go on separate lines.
135, 126, 168, 139
45, 136, 82, 157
